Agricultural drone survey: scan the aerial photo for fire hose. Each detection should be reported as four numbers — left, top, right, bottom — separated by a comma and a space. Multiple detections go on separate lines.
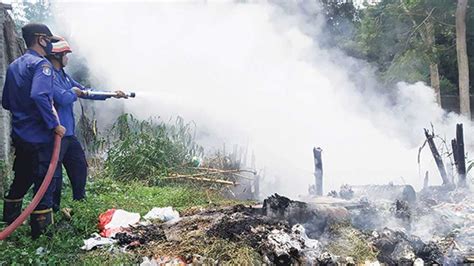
0, 90, 134, 240
0, 134, 61, 240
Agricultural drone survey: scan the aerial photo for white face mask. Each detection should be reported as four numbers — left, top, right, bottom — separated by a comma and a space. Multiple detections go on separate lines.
61, 53, 69, 67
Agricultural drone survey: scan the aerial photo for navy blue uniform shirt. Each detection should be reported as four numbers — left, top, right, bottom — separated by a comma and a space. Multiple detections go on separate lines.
52, 68, 107, 136
2, 49, 59, 143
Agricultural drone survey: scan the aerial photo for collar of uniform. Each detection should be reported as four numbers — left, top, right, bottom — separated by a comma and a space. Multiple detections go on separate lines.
52, 67, 62, 74
26, 49, 42, 57
54, 68, 69, 81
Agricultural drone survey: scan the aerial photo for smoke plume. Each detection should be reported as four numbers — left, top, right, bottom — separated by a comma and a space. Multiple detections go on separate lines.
53, 1, 472, 198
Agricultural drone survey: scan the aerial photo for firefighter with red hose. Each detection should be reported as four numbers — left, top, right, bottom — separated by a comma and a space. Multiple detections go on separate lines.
1, 23, 65, 238
46, 38, 126, 213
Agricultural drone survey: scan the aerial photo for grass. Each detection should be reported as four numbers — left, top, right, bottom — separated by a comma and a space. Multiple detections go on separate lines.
0, 176, 231, 265
325, 222, 378, 263
104, 114, 203, 182
0, 115, 246, 264
202, 238, 263, 264
133, 214, 263, 265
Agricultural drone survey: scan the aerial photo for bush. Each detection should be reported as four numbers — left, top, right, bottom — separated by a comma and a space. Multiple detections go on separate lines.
104, 114, 203, 182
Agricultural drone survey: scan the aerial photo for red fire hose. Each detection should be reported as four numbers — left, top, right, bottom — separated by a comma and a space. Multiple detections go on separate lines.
0, 134, 61, 240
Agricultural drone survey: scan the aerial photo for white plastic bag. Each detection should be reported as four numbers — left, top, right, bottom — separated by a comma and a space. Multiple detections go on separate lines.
81, 233, 117, 251
98, 209, 141, 237
144, 207, 180, 222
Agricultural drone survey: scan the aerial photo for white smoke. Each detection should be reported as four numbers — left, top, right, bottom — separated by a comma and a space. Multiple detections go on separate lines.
53, 1, 472, 198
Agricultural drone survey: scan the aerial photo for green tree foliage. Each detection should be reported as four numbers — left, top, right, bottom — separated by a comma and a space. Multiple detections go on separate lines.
319, 0, 361, 54
339, 0, 472, 96
356, 1, 416, 76
11, 0, 52, 32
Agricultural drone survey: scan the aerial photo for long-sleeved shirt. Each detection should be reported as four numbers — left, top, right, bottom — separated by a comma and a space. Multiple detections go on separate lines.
2, 49, 58, 143
52, 68, 108, 136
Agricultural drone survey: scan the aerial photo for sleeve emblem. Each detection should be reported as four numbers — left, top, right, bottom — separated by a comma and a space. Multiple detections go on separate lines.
42, 65, 52, 76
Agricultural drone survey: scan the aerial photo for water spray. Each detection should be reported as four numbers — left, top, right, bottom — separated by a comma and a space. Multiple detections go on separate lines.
83, 90, 136, 98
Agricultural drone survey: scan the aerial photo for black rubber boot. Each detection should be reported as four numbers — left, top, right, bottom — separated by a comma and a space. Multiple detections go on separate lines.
53, 204, 60, 213
30, 208, 53, 239
2, 197, 23, 224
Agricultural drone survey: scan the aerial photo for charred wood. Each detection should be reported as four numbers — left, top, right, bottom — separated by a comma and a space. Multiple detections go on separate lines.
424, 128, 450, 185
313, 147, 323, 196
451, 123, 466, 186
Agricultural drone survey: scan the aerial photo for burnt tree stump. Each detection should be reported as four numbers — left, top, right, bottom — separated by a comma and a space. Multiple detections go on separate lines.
424, 129, 450, 185
313, 147, 323, 196
451, 123, 466, 186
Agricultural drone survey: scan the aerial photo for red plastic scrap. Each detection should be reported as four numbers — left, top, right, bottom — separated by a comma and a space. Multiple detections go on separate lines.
98, 209, 116, 237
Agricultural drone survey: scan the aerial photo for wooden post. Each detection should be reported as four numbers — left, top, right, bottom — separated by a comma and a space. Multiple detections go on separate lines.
424, 129, 450, 185
452, 124, 467, 186
238, 146, 244, 168
452, 139, 458, 166
232, 144, 238, 168
423, 171, 429, 189
251, 152, 259, 199
313, 147, 323, 196
242, 144, 248, 169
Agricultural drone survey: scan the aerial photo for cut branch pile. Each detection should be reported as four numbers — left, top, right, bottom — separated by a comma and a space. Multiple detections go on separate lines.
164, 168, 256, 186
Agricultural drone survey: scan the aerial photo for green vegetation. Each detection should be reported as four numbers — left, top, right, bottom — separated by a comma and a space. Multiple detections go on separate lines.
0, 114, 230, 264
104, 114, 203, 182
321, 0, 473, 98
0, 177, 229, 265
0, 160, 7, 194
11, 0, 53, 33
199, 238, 263, 264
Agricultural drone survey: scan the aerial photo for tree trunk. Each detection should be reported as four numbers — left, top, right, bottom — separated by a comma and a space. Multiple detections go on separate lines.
425, 20, 441, 105
430, 64, 441, 104
0, 5, 26, 196
400, 1, 441, 106
456, 0, 470, 118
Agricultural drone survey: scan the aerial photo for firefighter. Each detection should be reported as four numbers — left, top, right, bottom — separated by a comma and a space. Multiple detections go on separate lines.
46, 38, 126, 212
1, 23, 65, 238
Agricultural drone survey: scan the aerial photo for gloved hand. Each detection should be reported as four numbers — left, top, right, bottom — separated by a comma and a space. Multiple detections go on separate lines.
113, 90, 128, 99
72, 87, 85, 97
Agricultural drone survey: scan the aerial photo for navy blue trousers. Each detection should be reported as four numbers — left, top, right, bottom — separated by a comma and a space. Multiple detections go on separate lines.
6, 138, 58, 210
52, 136, 87, 211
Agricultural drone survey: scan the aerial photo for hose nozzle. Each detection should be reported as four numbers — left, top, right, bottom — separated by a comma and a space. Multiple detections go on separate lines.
84, 90, 136, 98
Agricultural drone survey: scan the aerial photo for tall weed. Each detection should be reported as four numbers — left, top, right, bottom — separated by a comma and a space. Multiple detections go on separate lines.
105, 114, 203, 181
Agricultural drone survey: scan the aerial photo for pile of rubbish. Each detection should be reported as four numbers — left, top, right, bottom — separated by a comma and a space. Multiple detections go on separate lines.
81, 188, 474, 264
83, 199, 327, 264
328, 184, 474, 264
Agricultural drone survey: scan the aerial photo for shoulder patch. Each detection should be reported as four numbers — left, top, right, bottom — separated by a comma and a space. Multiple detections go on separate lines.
42, 65, 52, 76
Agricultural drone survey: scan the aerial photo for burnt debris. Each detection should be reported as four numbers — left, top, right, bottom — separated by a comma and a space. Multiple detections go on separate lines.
99, 190, 473, 265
